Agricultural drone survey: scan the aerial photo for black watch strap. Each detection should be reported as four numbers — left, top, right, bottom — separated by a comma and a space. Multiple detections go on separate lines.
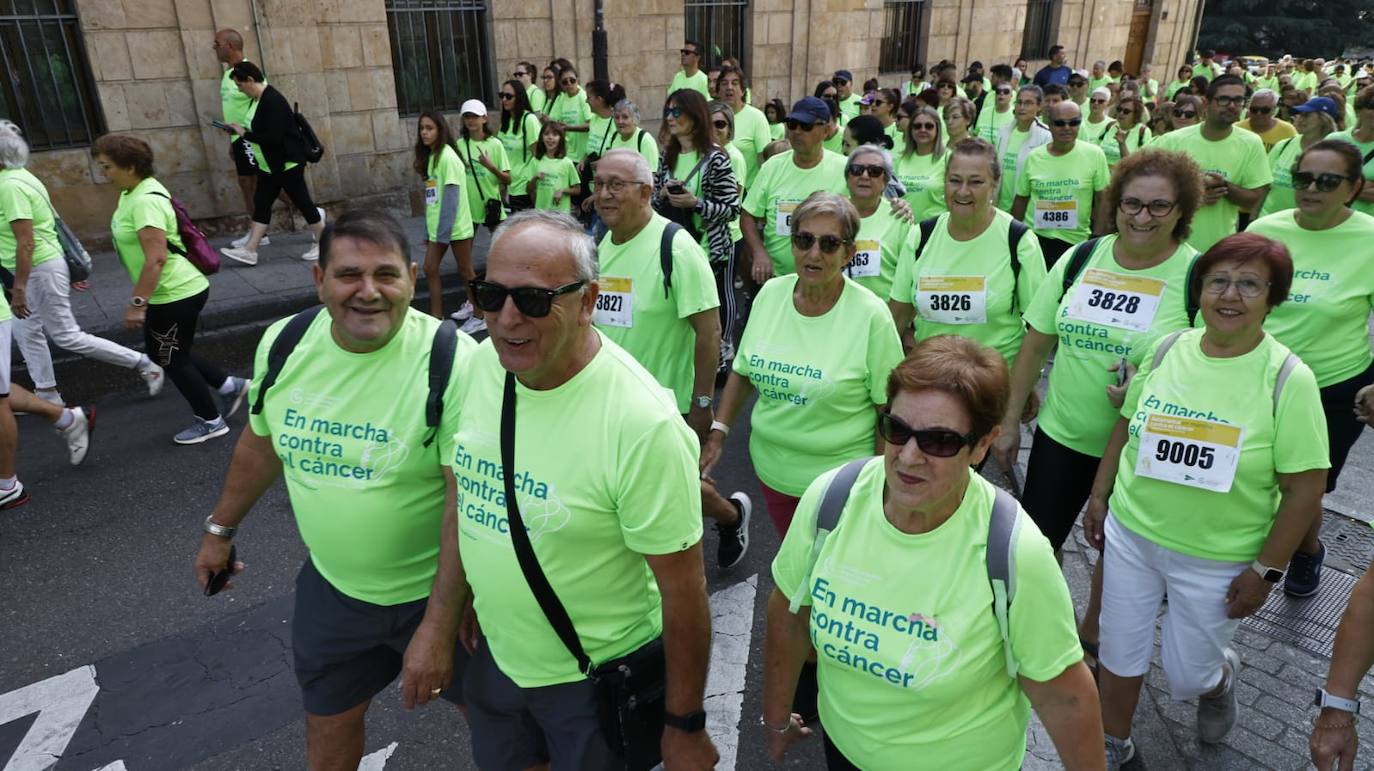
663, 709, 707, 732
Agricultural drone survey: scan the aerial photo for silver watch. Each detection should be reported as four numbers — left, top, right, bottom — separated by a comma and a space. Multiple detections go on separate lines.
693, 395, 713, 409
203, 515, 237, 539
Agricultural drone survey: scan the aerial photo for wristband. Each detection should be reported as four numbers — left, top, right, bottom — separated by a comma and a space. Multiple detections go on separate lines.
203, 516, 237, 539
710, 420, 730, 437
759, 715, 791, 733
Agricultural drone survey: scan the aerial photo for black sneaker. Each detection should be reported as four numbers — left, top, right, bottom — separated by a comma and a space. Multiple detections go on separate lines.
1285, 542, 1325, 597
715, 492, 751, 570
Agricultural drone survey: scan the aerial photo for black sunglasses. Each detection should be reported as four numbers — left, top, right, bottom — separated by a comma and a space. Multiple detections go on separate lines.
1292, 170, 1355, 192
1050, 118, 1083, 127
785, 119, 819, 132
877, 410, 981, 458
846, 163, 886, 178
1248, 105, 1273, 114
791, 232, 848, 254
468, 279, 586, 317
665, 105, 684, 118
712, 119, 729, 129
1174, 110, 1197, 119
832, 78, 849, 86
561, 77, 577, 85
681, 48, 699, 56
499, 92, 516, 99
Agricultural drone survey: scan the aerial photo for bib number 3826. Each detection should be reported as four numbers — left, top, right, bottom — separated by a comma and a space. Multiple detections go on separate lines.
1135, 413, 1243, 492
916, 276, 987, 324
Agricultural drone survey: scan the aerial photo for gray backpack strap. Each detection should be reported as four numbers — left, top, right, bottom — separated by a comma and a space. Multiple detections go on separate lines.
1150, 329, 1186, 371
987, 486, 1021, 678
787, 457, 874, 613
1272, 353, 1299, 415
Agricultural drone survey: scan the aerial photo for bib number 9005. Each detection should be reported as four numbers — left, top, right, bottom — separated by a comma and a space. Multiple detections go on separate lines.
1153, 439, 1215, 469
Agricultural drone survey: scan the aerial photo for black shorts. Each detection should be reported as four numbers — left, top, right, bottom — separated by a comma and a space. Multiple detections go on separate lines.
229, 138, 257, 177
1320, 360, 1374, 492
291, 559, 468, 716
1021, 426, 1101, 551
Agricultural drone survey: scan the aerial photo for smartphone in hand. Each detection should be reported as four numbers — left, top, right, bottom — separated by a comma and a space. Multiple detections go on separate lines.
210, 119, 233, 133
205, 544, 237, 597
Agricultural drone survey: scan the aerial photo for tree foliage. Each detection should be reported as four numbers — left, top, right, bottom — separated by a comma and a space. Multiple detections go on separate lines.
1201, 0, 1374, 58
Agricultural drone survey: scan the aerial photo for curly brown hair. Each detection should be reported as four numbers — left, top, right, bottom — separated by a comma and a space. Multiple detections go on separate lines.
92, 133, 155, 179
1105, 148, 1203, 241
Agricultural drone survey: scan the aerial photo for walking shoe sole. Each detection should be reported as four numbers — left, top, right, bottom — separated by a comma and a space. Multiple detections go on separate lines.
0, 489, 30, 510
223, 383, 248, 419
69, 406, 96, 466
174, 423, 231, 445
718, 493, 752, 570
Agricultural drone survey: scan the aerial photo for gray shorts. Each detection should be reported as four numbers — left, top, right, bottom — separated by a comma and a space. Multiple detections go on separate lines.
291, 559, 468, 716
463, 639, 620, 771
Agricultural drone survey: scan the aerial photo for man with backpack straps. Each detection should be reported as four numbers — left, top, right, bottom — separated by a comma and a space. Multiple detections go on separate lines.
193, 211, 475, 771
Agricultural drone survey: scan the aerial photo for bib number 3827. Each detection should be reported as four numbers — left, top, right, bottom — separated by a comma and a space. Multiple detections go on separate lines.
1135, 413, 1243, 492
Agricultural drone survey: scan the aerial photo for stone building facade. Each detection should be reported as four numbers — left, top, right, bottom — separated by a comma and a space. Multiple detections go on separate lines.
14, 0, 1203, 244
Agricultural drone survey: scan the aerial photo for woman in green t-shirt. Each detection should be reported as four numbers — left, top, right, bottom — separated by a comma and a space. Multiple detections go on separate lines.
1084, 233, 1328, 764
842, 144, 909, 301
1101, 93, 1152, 168
1247, 139, 1374, 596
1328, 84, 1374, 215
1257, 97, 1337, 217
457, 102, 511, 234
91, 134, 242, 445
895, 106, 947, 222
606, 99, 660, 173
497, 79, 543, 213
414, 111, 478, 326
527, 123, 580, 215
763, 335, 1101, 771
943, 97, 975, 147
764, 99, 787, 141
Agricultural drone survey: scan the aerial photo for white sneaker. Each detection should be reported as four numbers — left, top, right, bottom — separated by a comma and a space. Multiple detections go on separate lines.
316, 207, 326, 226
450, 301, 475, 322
0, 480, 29, 510
230, 233, 269, 248
139, 362, 165, 397
36, 389, 65, 408
459, 316, 487, 335
300, 243, 319, 261
59, 406, 93, 466
221, 246, 259, 266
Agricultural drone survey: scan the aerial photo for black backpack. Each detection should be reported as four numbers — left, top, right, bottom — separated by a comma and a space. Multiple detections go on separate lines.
1058, 237, 1201, 325
250, 307, 459, 447
908, 215, 1030, 313
292, 102, 325, 164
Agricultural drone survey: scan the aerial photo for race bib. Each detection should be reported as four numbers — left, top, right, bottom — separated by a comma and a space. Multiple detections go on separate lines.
425, 179, 438, 206
848, 239, 881, 278
1135, 413, 1243, 492
775, 201, 799, 236
1034, 199, 1078, 230
1067, 269, 1166, 333
593, 277, 633, 328
916, 276, 988, 324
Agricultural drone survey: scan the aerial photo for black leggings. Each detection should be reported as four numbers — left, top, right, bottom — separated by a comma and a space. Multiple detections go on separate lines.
1320, 360, 1374, 492
143, 290, 229, 421
1021, 426, 1102, 551
712, 247, 741, 359
253, 165, 320, 226
823, 732, 861, 770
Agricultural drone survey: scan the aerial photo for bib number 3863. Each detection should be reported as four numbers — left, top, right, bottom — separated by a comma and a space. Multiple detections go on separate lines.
1135, 413, 1243, 492
848, 239, 881, 278
775, 201, 799, 236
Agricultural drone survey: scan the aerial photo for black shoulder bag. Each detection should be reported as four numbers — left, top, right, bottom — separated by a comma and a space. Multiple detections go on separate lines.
499, 373, 667, 770
652, 150, 713, 242
464, 136, 504, 230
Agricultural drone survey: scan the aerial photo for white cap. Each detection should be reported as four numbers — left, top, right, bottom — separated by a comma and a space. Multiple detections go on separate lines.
1073, 68, 1091, 80
460, 99, 487, 116
1091, 87, 1111, 100
1358, 70, 1372, 80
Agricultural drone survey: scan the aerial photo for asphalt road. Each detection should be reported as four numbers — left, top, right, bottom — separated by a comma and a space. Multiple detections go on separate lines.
0, 333, 824, 771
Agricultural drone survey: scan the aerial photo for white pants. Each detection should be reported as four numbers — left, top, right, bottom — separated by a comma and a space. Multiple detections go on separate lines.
13, 259, 143, 388
0, 320, 11, 396
1098, 513, 1248, 700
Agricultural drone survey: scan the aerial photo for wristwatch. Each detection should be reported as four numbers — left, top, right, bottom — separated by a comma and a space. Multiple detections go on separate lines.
1315, 687, 1362, 714
664, 709, 707, 732
693, 395, 713, 409
129, 296, 148, 308
203, 515, 237, 539
1250, 559, 1285, 583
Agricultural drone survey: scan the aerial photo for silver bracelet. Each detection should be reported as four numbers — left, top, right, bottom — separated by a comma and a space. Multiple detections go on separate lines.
759, 715, 791, 733
710, 420, 730, 437
203, 515, 237, 539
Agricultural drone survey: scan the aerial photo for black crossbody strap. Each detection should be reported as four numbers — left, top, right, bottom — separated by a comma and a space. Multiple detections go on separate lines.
464, 137, 492, 202
500, 373, 595, 677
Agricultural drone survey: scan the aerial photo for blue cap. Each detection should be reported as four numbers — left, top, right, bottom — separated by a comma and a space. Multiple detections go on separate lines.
833, 69, 854, 83
785, 96, 831, 125
1292, 96, 1341, 120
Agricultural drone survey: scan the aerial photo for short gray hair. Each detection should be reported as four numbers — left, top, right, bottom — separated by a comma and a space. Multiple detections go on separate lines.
791, 191, 860, 242
613, 99, 641, 124
491, 209, 598, 282
1017, 84, 1044, 103
1251, 88, 1278, 104
598, 148, 653, 186
847, 144, 895, 180
0, 121, 29, 169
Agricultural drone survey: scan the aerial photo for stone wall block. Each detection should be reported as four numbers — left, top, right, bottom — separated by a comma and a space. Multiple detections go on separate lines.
123, 82, 171, 129
97, 83, 132, 132
325, 70, 352, 112
127, 30, 189, 80
87, 32, 134, 82
164, 80, 198, 126
371, 69, 398, 110
345, 68, 380, 111
321, 25, 365, 70
120, 0, 177, 28
515, 19, 554, 58
173, 0, 215, 29
360, 22, 393, 68
180, 30, 223, 81
371, 111, 410, 152
331, 111, 376, 156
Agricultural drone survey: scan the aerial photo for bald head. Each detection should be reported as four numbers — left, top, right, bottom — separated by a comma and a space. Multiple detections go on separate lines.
213, 29, 244, 65
1046, 100, 1081, 147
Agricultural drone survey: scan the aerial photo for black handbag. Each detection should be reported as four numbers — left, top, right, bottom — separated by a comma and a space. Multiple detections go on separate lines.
653, 151, 713, 243
499, 373, 666, 770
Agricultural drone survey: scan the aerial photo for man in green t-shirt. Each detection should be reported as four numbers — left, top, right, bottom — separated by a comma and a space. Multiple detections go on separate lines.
975, 82, 1016, 143
212, 28, 271, 249
833, 70, 863, 123
1151, 75, 1272, 252
996, 85, 1051, 212
192, 210, 475, 771
669, 40, 710, 99
718, 65, 773, 187
408, 209, 719, 770
1010, 99, 1111, 265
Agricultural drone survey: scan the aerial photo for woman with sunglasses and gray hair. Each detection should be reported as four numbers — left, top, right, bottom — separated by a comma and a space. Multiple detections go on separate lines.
842, 144, 910, 301
0, 120, 165, 403
762, 334, 1102, 770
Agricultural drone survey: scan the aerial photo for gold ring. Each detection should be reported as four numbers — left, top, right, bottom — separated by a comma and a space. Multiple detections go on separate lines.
430, 687, 443, 696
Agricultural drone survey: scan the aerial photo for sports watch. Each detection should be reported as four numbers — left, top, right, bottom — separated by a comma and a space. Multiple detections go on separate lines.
1315, 688, 1361, 714
129, 296, 148, 308
664, 709, 707, 732
693, 395, 713, 409
1250, 560, 1284, 583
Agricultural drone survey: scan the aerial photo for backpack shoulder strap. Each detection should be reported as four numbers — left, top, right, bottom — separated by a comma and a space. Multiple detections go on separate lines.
637, 129, 648, 154
787, 456, 873, 613
912, 216, 940, 263
1363, 145, 1374, 165
1272, 353, 1300, 414
1150, 328, 1186, 371
423, 320, 459, 448
1007, 220, 1028, 312
987, 485, 1021, 678
660, 221, 682, 298
1059, 236, 1101, 301
1183, 250, 1202, 326
250, 306, 326, 415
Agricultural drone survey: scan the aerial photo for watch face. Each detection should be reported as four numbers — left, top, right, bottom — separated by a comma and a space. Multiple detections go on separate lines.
1264, 568, 1283, 582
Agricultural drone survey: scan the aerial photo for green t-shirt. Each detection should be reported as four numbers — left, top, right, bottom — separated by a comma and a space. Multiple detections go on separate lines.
587, 113, 616, 160
242, 97, 296, 175
1165, 80, 1192, 100
669, 70, 710, 99
1150, 124, 1272, 252
884, 122, 902, 147
773, 463, 1082, 771
424, 145, 475, 242
1014, 141, 1111, 245
1022, 236, 1197, 456
974, 107, 1015, 144
1112, 330, 1329, 562
457, 135, 510, 223
443, 335, 704, 687
846, 202, 911, 301
220, 65, 257, 140
823, 123, 846, 155
247, 308, 476, 604
672, 150, 712, 246
1089, 75, 1114, 93
770, 121, 786, 141
732, 275, 902, 495
607, 128, 661, 173
1294, 71, 1318, 93
110, 177, 208, 305
724, 142, 747, 243
1196, 61, 1221, 82
0, 168, 62, 270
894, 150, 948, 223
1249, 210, 1374, 386
732, 104, 773, 188
533, 155, 580, 213
1327, 131, 1374, 217
838, 94, 862, 123
997, 128, 1030, 211
1078, 116, 1115, 143
593, 215, 720, 412
547, 89, 593, 161
1258, 137, 1303, 218
742, 150, 849, 275
1141, 78, 1160, 101
1098, 124, 1153, 167
498, 112, 543, 192
526, 83, 545, 114
890, 210, 1048, 363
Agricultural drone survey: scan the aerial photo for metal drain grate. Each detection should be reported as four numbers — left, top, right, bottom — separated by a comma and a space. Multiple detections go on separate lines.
1322, 510, 1374, 575
1241, 568, 1357, 658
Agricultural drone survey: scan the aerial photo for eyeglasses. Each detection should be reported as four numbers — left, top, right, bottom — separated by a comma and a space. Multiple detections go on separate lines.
712, 119, 729, 130
1050, 118, 1083, 127
541, 73, 554, 80
1201, 274, 1270, 298
1212, 95, 1246, 106
561, 77, 577, 86
1068, 80, 1087, 87
846, 163, 886, 178
664, 105, 684, 118
832, 78, 849, 86
591, 177, 643, 194
468, 279, 586, 317
1292, 170, 1356, 192
1117, 108, 1135, 116
1118, 198, 1178, 217
877, 409, 981, 458
996, 88, 1014, 95
1090, 98, 1107, 104
911, 121, 938, 130
791, 231, 849, 254
1248, 105, 1273, 114
512, 70, 527, 78
785, 119, 819, 132
499, 92, 516, 100
1174, 110, 1198, 119
681, 48, 699, 56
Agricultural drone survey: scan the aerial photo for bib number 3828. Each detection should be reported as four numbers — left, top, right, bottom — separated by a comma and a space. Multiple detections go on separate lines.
1067, 269, 1166, 333
1135, 413, 1243, 492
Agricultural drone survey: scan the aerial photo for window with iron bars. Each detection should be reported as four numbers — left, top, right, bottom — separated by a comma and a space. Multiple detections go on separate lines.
685, 0, 749, 73
879, 0, 928, 74
1020, 0, 1061, 60
0, 0, 104, 151
385, 0, 494, 117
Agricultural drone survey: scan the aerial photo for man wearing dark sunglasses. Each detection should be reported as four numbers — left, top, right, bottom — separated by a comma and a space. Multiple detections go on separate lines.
832, 69, 862, 123
194, 210, 477, 771
1010, 100, 1111, 266
1237, 89, 1295, 151
974, 81, 1016, 143
408, 209, 719, 771
670, 40, 710, 100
